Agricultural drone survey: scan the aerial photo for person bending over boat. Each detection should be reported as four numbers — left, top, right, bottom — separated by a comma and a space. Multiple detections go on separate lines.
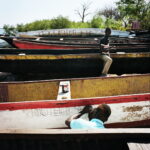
99, 28, 113, 77
65, 104, 111, 129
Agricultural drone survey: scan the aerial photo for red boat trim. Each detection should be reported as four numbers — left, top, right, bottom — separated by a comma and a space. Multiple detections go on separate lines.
0, 93, 149, 111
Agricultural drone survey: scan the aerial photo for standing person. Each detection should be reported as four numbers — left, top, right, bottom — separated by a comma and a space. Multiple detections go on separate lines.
99, 28, 112, 77
65, 104, 111, 129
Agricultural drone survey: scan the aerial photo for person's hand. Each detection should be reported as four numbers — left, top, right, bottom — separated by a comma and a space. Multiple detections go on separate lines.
79, 105, 93, 114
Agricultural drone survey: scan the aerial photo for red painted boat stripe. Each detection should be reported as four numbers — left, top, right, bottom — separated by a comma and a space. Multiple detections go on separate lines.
13, 40, 89, 49
0, 94, 149, 111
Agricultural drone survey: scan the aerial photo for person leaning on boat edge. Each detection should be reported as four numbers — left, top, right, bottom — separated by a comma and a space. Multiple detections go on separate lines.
99, 28, 113, 77
65, 104, 111, 129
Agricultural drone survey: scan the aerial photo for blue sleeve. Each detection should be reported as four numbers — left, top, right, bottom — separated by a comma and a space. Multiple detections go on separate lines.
71, 118, 104, 129
70, 118, 105, 129
70, 119, 91, 129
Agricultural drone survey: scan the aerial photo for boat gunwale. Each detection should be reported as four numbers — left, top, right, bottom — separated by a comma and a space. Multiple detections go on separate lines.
13, 38, 150, 46
0, 73, 149, 84
0, 93, 149, 110
0, 52, 149, 59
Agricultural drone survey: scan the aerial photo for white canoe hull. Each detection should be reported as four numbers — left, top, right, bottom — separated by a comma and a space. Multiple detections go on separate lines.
0, 93, 150, 129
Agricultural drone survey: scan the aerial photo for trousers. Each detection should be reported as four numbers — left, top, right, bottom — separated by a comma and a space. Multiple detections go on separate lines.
99, 54, 112, 75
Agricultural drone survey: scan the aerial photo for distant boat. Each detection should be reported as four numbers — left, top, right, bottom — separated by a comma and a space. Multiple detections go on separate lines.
0, 74, 149, 129
0, 36, 98, 49
0, 36, 150, 50
13, 38, 99, 49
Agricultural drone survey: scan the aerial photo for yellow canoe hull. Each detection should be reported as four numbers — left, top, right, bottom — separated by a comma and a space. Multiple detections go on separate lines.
0, 74, 149, 102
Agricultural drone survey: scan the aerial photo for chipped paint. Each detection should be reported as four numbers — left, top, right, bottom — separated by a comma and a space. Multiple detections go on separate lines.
121, 103, 150, 122
123, 105, 144, 112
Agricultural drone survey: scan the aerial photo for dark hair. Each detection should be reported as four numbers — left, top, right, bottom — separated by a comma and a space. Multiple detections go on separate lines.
88, 104, 111, 122
105, 28, 111, 36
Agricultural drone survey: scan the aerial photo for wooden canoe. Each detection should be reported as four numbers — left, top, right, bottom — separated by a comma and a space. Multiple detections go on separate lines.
0, 52, 149, 76
1, 36, 150, 50
10, 38, 150, 49
9, 38, 99, 49
0, 74, 150, 128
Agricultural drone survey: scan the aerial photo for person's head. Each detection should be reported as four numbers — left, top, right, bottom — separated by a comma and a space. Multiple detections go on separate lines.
105, 28, 111, 36
88, 104, 111, 122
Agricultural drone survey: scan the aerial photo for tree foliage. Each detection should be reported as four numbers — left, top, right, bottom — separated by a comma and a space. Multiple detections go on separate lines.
97, 7, 119, 20
116, 0, 150, 29
17, 20, 51, 32
2, 0, 150, 35
50, 16, 71, 29
3, 24, 16, 35
105, 18, 125, 30
70, 21, 90, 28
90, 17, 104, 28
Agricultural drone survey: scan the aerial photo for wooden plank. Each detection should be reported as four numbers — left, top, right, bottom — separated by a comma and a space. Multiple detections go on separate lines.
0, 128, 150, 134
0, 128, 149, 150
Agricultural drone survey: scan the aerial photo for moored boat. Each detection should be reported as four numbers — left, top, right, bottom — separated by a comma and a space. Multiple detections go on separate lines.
1, 37, 99, 49
0, 74, 150, 128
0, 52, 149, 76
9, 38, 150, 49
1, 36, 150, 50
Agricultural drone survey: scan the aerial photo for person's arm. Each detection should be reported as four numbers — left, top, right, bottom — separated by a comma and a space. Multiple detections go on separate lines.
65, 112, 83, 127
65, 105, 93, 128
100, 36, 110, 52
100, 44, 109, 53
100, 43, 109, 47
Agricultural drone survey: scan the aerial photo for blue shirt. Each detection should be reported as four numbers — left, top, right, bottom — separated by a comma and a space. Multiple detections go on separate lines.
70, 118, 105, 129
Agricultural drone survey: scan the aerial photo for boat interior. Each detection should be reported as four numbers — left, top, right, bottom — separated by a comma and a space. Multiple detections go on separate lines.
0, 50, 149, 77
0, 74, 149, 102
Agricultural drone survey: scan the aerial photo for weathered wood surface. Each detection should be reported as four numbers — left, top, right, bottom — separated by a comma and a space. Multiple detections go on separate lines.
0, 74, 149, 102
0, 52, 149, 75
0, 129, 149, 150
0, 128, 150, 135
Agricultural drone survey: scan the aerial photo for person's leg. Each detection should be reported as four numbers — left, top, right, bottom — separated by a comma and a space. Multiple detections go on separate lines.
99, 54, 112, 75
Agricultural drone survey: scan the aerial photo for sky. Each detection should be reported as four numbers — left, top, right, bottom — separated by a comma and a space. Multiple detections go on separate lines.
0, 0, 119, 28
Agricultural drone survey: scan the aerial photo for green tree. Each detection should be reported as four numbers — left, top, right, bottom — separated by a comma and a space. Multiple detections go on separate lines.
70, 21, 90, 28
16, 24, 24, 32
3, 24, 16, 35
50, 16, 71, 29
97, 7, 119, 20
116, 0, 150, 29
104, 18, 125, 30
90, 16, 104, 28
